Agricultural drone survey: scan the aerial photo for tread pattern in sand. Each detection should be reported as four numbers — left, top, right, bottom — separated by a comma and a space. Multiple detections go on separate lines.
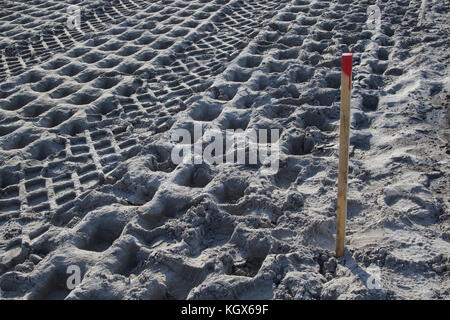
0, 0, 448, 300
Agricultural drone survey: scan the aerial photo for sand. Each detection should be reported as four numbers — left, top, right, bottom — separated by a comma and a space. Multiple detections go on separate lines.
0, 0, 448, 300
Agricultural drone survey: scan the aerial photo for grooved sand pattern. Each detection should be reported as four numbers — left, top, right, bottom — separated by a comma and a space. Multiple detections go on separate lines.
0, 0, 448, 300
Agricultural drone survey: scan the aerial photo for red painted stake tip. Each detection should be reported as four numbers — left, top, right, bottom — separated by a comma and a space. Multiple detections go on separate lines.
342, 53, 353, 89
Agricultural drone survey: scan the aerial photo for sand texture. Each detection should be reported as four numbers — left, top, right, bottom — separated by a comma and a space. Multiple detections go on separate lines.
0, 0, 448, 299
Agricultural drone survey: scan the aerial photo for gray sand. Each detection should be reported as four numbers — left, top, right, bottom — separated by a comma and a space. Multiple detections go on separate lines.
0, 0, 448, 299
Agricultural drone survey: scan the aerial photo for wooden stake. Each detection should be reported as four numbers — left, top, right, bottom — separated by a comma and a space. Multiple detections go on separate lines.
336, 53, 353, 257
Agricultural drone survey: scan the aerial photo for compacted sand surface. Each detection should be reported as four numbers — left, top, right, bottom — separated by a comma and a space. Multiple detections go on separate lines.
0, 0, 448, 299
